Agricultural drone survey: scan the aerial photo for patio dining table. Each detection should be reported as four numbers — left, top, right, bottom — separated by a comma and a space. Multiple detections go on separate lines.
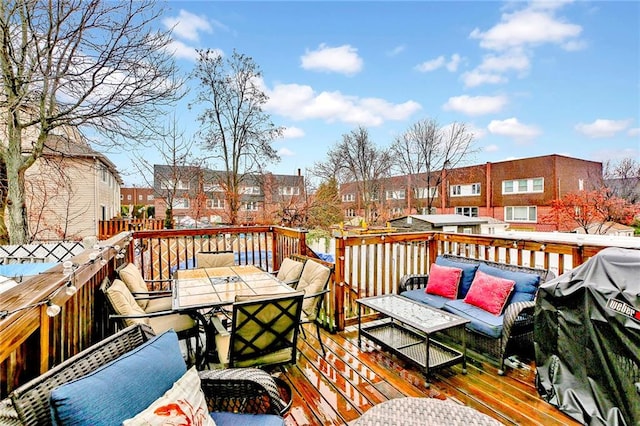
172, 265, 296, 311
173, 265, 297, 365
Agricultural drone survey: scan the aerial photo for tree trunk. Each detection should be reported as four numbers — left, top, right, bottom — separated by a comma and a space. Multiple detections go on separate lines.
0, 161, 9, 244
6, 159, 29, 244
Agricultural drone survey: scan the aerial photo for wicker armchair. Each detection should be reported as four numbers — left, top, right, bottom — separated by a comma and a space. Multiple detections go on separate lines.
5, 324, 289, 425
399, 254, 554, 373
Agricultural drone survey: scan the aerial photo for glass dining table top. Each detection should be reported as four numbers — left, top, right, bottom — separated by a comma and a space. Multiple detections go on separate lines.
172, 265, 295, 310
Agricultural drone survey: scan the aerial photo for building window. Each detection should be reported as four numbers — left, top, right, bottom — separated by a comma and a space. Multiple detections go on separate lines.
100, 205, 107, 220
415, 187, 437, 199
242, 201, 259, 211
342, 193, 355, 202
503, 178, 544, 194
419, 206, 437, 214
138, 195, 143, 201
171, 198, 190, 209
386, 190, 405, 200
147, 194, 154, 201
450, 183, 481, 197
505, 206, 537, 222
578, 179, 584, 191
241, 186, 261, 195
345, 208, 356, 217
455, 207, 478, 217
204, 183, 224, 192
127, 194, 132, 201
161, 179, 189, 190
207, 198, 224, 209
278, 186, 300, 196
100, 166, 108, 183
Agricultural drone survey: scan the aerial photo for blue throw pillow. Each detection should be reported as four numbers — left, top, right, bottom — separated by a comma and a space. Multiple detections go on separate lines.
435, 257, 479, 298
478, 263, 541, 303
50, 330, 187, 426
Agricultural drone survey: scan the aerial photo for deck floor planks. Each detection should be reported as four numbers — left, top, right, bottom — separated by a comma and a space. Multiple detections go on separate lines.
279, 324, 580, 425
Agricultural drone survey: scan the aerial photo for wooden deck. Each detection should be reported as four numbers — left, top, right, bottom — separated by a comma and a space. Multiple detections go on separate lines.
276, 324, 580, 425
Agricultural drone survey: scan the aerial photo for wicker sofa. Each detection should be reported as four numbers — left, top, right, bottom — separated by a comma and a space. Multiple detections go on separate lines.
399, 254, 554, 373
2, 324, 289, 426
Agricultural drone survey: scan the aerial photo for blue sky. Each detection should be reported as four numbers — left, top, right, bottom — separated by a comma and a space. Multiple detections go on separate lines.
114, 1, 640, 186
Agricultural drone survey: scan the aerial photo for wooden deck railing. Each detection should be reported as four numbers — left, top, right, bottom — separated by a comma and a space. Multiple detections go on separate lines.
333, 231, 612, 330
0, 226, 622, 399
98, 218, 164, 239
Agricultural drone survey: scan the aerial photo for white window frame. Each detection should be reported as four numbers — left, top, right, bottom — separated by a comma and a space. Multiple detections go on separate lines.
278, 186, 300, 196
207, 198, 224, 209
389, 207, 404, 216
147, 194, 154, 201
240, 186, 261, 195
385, 190, 405, 200
455, 206, 479, 217
204, 183, 224, 192
502, 178, 544, 194
171, 198, 190, 209
342, 193, 355, 202
345, 208, 356, 217
242, 201, 259, 211
450, 183, 481, 197
415, 187, 438, 199
505, 206, 537, 222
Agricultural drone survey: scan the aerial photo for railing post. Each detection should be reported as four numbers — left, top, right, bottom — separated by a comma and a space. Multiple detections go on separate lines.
334, 236, 346, 331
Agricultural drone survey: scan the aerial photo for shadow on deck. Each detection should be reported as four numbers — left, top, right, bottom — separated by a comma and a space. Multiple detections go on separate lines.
276, 324, 579, 425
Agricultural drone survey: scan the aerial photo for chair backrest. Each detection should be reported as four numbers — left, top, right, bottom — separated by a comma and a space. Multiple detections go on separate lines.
295, 260, 332, 319
228, 292, 304, 368
196, 251, 235, 268
117, 263, 149, 309
276, 258, 304, 283
100, 278, 150, 329
10, 324, 155, 426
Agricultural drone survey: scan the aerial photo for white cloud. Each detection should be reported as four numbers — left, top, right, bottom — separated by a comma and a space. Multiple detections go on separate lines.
387, 45, 406, 57
469, 7, 582, 51
165, 40, 200, 61
415, 56, 445, 72
466, 124, 487, 139
282, 127, 305, 138
488, 117, 541, 140
442, 95, 508, 116
575, 119, 634, 138
265, 83, 421, 126
415, 54, 462, 73
301, 44, 363, 75
163, 10, 213, 42
446, 54, 462, 72
462, 70, 507, 87
278, 147, 295, 157
628, 128, 640, 137
484, 144, 499, 152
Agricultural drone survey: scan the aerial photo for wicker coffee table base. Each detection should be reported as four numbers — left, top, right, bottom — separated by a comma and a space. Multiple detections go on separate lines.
351, 397, 502, 426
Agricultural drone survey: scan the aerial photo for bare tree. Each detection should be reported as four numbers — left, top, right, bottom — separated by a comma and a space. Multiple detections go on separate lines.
317, 126, 392, 223
390, 119, 477, 214
603, 157, 640, 204
0, 0, 182, 244
191, 49, 283, 225
132, 116, 202, 229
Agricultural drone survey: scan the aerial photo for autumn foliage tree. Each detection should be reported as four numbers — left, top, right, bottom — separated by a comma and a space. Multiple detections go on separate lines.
541, 188, 640, 234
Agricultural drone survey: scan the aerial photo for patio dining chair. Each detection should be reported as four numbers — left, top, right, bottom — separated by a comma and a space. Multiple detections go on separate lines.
117, 262, 173, 312
274, 257, 305, 287
196, 250, 236, 268
212, 292, 304, 369
100, 277, 203, 365
293, 259, 333, 356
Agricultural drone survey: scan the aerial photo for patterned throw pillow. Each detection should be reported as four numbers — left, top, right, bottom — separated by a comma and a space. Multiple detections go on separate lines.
123, 367, 216, 426
463, 270, 515, 315
425, 263, 463, 299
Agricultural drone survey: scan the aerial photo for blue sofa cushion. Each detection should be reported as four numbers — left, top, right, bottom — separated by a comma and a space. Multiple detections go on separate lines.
435, 257, 479, 298
50, 330, 186, 426
478, 263, 540, 304
442, 299, 504, 339
212, 412, 284, 426
400, 288, 450, 309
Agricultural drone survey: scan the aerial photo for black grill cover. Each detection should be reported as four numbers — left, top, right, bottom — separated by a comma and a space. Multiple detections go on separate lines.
535, 247, 640, 426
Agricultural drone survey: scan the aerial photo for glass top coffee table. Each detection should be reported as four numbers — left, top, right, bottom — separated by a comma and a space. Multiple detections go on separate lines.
357, 294, 470, 381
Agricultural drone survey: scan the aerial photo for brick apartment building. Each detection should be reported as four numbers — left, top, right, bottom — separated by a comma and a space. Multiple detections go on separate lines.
120, 187, 155, 217
340, 154, 603, 232
152, 165, 306, 225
